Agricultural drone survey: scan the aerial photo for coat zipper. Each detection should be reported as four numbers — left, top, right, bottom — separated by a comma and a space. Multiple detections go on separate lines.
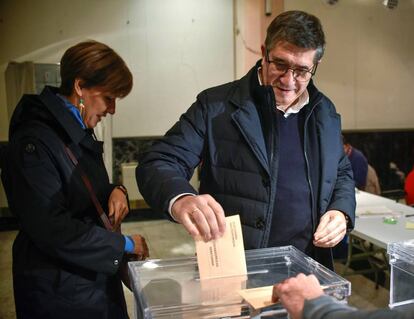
263, 108, 277, 247
303, 96, 323, 233
262, 99, 282, 248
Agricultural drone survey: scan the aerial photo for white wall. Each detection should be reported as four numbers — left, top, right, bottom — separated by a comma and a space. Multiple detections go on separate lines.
284, 0, 414, 129
2, 0, 414, 134
113, 1, 234, 137
0, 0, 234, 139
234, 0, 284, 79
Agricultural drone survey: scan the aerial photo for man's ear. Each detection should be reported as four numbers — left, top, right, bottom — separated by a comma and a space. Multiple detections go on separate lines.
73, 78, 83, 97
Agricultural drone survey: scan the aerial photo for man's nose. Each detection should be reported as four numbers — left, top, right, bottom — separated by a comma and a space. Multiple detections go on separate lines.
279, 68, 295, 84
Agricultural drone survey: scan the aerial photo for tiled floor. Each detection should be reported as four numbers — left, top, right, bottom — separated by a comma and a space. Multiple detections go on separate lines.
0, 230, 16, 319
0, 220, 389, 319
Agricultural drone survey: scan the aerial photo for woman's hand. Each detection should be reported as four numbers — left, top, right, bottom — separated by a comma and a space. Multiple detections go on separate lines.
130, 234, 150, 260
108, 187, 129, 229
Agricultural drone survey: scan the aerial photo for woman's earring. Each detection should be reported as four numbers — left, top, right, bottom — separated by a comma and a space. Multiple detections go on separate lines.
79, 98, 85, 109
79, 98, 85, 116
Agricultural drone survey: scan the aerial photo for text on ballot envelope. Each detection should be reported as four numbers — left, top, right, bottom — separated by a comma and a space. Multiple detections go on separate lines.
195, 214, 247, 280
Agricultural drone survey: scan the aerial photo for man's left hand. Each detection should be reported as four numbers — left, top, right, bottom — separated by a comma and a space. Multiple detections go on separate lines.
313, 210, 347, 248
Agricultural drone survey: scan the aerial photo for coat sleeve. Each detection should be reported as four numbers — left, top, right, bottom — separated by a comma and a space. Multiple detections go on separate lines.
326, 141, 356, 231
304, 295, 414, 319
5, 136, 125, 275
136, 94, 208, 214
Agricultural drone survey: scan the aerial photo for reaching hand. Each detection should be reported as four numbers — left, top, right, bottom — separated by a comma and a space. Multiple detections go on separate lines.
272, 274, 324, 319
108, 187, 129, 230
171, 194, 226, 241
313, 210, 347, 248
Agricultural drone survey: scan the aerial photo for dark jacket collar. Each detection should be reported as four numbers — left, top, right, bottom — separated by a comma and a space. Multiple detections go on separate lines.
229, 61, 261, 108
38, 86, 102, 153
228, 62, 270, 173
38, 86, 87, 145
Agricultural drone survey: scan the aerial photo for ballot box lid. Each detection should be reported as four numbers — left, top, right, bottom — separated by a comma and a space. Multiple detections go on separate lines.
388, 239, 414, 264
128, 245, 350, 318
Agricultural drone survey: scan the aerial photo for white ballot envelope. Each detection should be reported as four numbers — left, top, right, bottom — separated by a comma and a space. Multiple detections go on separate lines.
195, 214, 247, 280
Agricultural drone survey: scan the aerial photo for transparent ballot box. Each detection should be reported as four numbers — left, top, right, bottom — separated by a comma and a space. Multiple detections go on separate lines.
128, 246, 351, 318
388, 239, 414, 308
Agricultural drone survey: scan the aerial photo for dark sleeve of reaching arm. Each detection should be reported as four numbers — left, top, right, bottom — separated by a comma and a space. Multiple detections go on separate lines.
304, 295, 414, 319
136, 94, 208, 214
6, 137, 124, 275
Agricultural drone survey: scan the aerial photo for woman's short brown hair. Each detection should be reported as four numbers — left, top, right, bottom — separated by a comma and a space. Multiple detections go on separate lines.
59, 40, 133, 98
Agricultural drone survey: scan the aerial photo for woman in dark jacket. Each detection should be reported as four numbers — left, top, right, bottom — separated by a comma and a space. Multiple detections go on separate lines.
1, 41, 149, 319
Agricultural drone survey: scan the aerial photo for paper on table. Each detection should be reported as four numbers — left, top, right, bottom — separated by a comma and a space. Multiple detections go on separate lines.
355, 205, 401, 218
195, 214, 247, 280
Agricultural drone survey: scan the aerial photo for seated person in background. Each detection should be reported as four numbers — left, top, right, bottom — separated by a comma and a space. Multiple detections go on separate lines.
385, 161, 405, 190
343, 136, 368, 190
272, 273, 414, 319
365, 164, 381, 195
405, 166, 414, 205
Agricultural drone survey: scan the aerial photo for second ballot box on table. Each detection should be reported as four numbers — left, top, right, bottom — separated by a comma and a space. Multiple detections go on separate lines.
388, 239, 414, 309
128, 245, 351, 319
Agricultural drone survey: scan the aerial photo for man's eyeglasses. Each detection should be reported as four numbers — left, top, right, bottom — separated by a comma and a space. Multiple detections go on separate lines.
266, 54, 318, 82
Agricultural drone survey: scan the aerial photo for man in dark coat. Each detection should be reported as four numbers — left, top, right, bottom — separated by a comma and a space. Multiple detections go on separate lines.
137, 11, 355, 269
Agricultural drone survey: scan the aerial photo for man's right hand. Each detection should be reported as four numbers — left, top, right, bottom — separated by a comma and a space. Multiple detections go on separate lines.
171, 194, 226, 241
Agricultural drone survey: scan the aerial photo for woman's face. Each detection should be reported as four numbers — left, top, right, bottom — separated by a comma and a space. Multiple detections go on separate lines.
81, 87, 116, 128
